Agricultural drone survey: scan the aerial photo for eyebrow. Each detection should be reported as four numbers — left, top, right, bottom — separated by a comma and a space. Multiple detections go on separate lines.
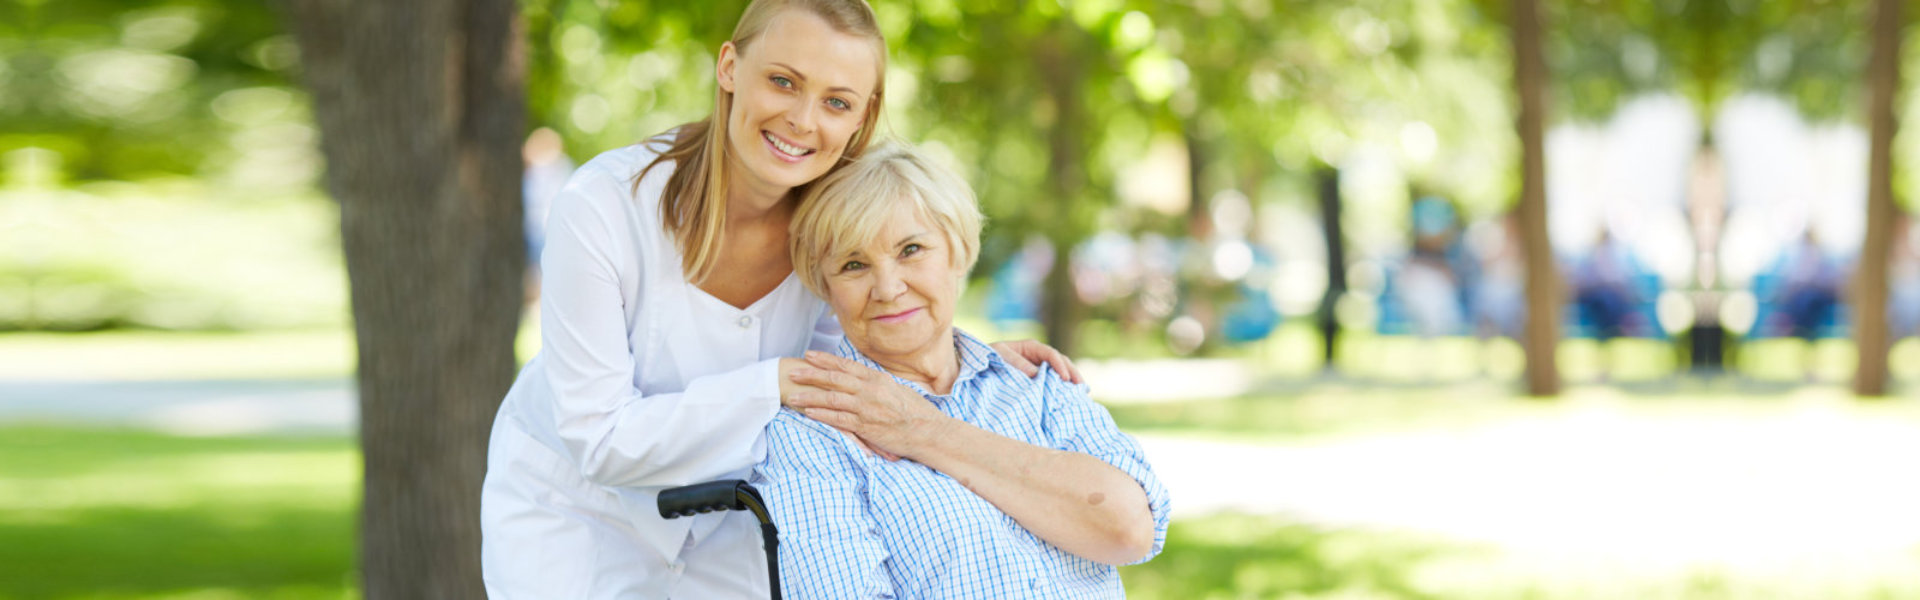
833, 232, 928, 261
770, 62, 865, 96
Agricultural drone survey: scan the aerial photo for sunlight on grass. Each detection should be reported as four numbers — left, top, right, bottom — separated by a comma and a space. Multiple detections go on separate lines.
1126, 511, 1920, 599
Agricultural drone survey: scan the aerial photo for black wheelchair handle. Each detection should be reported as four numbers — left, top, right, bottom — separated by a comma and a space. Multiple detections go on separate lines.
657, 479, 752, 519
655, 479, 782, 600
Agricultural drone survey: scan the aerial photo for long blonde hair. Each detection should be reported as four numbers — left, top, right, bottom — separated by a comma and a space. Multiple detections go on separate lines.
637, 0, 886, 284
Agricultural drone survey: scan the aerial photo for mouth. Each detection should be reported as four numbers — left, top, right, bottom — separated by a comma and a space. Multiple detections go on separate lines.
873, 307, 921, 324
763, 132, 816, 163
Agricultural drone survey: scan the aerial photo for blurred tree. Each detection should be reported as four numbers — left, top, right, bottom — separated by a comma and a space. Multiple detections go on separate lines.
883, 1, 1147, 355
1858, 0, 1901, 396
1510, 0, 1559, 395
276, 0, 524, 596
1152, 0, 1513, 364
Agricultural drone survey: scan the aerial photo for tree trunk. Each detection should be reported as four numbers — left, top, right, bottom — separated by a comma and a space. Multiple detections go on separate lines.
1512, 0, 1560, 396
1315, 166, 1345, 371
1037, 28, 1089, 357
278, 0, 526, 596
1857, 0, 1901, 396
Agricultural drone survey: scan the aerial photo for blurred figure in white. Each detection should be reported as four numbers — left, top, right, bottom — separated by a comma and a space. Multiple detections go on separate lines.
521, 127, 575, 304
1468, 215, 1525, 342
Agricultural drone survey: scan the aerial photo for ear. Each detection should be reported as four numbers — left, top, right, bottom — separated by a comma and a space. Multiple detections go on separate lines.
716, 41, 739, 94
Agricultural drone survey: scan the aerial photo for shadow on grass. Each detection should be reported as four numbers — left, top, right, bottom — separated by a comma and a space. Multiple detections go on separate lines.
1122, 512, 1466, 599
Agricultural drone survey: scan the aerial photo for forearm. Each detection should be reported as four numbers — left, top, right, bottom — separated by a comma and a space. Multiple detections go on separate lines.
907, 418, 1154, 565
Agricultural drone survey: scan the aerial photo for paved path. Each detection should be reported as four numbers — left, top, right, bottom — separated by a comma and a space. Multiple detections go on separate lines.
7, 377, 1920, 577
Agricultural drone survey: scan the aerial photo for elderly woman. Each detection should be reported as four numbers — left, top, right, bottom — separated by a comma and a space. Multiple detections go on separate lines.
752, 142, 1171, 598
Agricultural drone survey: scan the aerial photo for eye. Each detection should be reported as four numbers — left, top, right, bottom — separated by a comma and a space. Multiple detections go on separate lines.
827, 97, 852, 111
771, 75, 795, 89
900, 243, 923, 257
840, 260, 867, 272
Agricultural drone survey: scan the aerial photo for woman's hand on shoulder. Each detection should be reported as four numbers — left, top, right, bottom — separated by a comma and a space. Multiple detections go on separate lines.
780, 357, 899, 460
785, 351, 947, 461
990, 339, 1082, 384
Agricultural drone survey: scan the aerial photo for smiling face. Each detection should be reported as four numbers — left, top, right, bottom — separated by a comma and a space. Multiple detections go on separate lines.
716, 8, 881, 202
821, 202, 965, 366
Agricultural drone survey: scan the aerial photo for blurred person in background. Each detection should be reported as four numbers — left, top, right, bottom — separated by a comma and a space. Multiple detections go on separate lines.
1890, 215, 1920, 339
763, 142, 1170, 597
521, 127, 574, 304
1570, 228, 1649, 379
479, 2, 1073, 597
1766, 230, 1844, 338
1395, 197, 1471, 338
1757, 229, 1845, 379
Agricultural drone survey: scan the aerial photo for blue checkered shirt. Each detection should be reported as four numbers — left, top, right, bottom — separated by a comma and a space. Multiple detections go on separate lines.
752, 329, 1172, 599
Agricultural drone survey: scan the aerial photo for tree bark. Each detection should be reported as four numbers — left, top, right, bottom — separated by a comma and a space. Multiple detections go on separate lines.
278, 0, 526, 596
1512, 0, 1560, 395
1857, 0, 1901, 396
1037, 28, 1088, 357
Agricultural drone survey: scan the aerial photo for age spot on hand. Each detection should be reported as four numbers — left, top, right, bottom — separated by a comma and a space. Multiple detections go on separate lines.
1086, 492, 1106, 506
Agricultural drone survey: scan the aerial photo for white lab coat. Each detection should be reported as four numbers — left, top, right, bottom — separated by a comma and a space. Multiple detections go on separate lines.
481, 141, 840, 599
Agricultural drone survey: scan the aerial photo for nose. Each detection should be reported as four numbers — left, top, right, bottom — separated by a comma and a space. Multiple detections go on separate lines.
785, 100, 816, 135
870, 262, 906, 301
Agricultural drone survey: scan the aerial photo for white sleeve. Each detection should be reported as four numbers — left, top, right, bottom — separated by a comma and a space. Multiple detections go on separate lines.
537, 163, 782, 489
808, 306, 844, 353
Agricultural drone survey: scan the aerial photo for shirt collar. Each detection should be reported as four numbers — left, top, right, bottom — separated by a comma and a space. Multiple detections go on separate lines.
833, 328, 1008, 401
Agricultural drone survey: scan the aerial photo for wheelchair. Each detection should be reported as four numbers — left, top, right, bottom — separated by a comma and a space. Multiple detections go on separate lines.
657, 480, 782, 600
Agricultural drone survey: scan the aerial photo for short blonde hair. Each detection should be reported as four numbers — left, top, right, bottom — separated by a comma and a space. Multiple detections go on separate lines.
790, 141, 983, 299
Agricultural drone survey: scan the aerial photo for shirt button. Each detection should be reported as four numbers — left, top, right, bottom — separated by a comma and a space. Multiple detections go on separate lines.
737, 315, 752, 328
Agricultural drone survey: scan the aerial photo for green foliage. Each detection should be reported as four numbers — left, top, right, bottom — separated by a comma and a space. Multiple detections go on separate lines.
1544, 0, 1872, 123
3, 0, 298, 182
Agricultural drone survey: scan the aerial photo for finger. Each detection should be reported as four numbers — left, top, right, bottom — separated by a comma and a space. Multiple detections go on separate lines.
844, 434, 900, 462
1047, 354, 1083, 384
786, 390, 853, 412
996, 344, 1041, 378
801, 407, 858, 429
806, 351, 882, 378
789, 368, 859, 393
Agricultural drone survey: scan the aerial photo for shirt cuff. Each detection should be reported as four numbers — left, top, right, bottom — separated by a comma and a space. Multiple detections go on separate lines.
746, 357, 783, 407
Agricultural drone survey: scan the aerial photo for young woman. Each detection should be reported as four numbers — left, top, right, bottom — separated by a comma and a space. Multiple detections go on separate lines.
478, 1, 1074, 597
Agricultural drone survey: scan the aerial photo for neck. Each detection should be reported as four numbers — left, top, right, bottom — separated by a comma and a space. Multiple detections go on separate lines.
724, 159, 794, 226
726, 183, 792, 225
866, 331, 960, 395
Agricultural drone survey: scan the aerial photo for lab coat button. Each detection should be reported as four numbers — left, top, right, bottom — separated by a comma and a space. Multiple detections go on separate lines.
737, 315, 752, 328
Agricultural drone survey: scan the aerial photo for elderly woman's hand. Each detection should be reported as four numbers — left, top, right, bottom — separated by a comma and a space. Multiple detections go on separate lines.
784, 351, 950, 460
990, 339, 1082, 384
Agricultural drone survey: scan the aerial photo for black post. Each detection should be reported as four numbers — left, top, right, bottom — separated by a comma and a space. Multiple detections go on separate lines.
1316, 166, 1346, 371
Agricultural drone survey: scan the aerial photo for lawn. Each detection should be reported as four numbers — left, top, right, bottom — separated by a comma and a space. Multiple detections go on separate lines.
6, 328, 1920, 598
0, 427, 358, 600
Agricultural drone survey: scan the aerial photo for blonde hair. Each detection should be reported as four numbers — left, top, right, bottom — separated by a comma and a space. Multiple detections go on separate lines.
790, 141, 983, 299
637, 0, 886, 284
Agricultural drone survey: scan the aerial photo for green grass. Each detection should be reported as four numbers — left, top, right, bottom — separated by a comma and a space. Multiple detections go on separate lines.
0, 427, 358, 599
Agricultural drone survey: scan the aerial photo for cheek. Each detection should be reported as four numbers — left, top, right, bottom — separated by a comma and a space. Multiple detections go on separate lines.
828, 284, 864, 318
